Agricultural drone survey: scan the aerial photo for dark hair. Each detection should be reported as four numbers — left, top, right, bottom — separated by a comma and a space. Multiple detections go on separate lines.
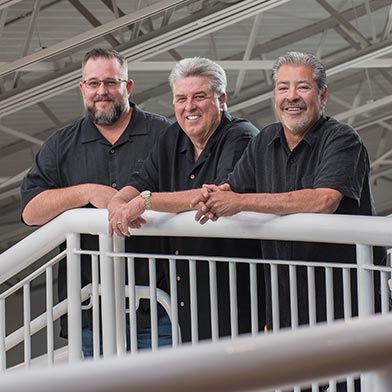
272, 51, 327, 96
81, 48, 128, 78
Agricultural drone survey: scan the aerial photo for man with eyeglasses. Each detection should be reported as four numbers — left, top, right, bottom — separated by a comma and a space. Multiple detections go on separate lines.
20, 48, 173, 357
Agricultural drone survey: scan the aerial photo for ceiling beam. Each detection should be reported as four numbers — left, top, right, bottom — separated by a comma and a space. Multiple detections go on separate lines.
0, 0, 190, 77
0, 124, 43, 145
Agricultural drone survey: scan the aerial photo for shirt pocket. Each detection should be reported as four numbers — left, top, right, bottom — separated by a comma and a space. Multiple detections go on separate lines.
133, 158, 145, 174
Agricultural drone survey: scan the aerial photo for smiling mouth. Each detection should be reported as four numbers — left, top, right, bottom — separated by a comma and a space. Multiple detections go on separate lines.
284, 107, 304, 112
186, 115, 201, 120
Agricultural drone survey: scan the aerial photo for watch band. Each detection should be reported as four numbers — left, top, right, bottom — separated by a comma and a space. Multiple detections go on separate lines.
140, 190, 152, 210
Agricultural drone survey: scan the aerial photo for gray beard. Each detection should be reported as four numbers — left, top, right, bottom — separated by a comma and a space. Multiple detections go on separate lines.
87, 101, 125, 126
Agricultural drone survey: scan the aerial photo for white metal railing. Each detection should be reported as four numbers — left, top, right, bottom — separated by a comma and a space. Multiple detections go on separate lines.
0, 208, 392, 391
2, 313, 392, 392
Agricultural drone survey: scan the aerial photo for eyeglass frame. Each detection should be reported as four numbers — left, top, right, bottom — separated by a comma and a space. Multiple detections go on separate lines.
81, 78, 128, 90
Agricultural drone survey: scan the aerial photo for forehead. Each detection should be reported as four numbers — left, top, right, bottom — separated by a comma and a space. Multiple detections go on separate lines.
173, 76, 212, 95
83, 57, 123, 78
276, 64, 314, 84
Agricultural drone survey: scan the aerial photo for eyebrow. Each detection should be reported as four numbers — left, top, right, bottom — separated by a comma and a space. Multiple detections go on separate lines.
174, 90, 208, 97
277, 80, 312, 85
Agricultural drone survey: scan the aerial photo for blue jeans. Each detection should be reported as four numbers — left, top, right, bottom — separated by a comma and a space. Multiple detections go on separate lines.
82, 314, 172, 358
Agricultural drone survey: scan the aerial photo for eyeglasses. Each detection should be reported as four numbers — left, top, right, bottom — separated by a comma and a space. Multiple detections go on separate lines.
82, 79, 127, 90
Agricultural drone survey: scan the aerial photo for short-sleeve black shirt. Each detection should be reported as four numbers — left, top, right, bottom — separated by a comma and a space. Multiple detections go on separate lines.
227, 115, 385, 328
20, 102, 173, 335
128, 111, 264, 341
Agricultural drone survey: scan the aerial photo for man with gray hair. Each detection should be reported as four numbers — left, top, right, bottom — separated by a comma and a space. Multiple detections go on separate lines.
108, 57, 264, 342
193, 51, 386, 326
192, 51, 386, 390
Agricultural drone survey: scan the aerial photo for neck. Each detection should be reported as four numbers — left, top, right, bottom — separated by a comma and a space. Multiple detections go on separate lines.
96, 107, 132, 145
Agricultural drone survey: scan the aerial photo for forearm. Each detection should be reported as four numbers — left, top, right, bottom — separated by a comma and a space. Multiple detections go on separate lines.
240, 188, 342, 214
110, 186, 140, 204
22, 185, 92, 226
150, 189, 202, 213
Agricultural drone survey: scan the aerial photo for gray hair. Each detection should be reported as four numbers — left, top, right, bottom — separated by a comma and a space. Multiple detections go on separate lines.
81, 48, 128, 79
272, 51, 327, 96
169, 57, 227, 97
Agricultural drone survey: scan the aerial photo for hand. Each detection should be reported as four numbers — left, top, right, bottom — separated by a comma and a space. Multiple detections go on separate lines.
191, 183, 233, 225
108, 196, 146, 238
88, 184, 118, 209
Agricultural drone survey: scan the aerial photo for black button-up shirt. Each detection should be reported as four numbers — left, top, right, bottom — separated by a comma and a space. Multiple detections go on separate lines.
20, 103, 173, 334
128, 111, 264, 342
227, 115, 386, 328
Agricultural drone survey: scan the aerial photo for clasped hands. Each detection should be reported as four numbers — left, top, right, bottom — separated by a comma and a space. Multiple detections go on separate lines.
191, 183, 240, 225
107, 183, 239, 238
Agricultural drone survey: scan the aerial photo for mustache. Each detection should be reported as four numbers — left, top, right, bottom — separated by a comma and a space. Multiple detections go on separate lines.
281, 99, 306, 110
93, 95, 114, 102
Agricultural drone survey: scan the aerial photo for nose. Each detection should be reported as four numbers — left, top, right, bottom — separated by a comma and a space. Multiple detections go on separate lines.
184, 97, 196, 111
286, 86, 299, 101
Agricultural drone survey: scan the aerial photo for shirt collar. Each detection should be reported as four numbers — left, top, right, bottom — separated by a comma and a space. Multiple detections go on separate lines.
178, 111, 232, 154
269, 114, 327, 149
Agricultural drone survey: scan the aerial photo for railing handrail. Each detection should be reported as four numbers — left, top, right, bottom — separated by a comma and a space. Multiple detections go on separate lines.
1, 208, 391, 286
1, 313, 392, 392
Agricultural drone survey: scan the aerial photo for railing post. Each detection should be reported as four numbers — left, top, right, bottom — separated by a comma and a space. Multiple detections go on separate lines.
357, 243, 375, 391
113, 236, 125, 355
99, 234, 116, 357
66, 233, 82, 362
357, 243, 375, 317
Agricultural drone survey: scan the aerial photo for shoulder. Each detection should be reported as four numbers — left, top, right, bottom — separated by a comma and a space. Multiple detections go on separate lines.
42, 117, 86, 148
132, 104, 174, 128
222, 112, 260, 137
252, 122, 281, 143
321, 117, 363, 144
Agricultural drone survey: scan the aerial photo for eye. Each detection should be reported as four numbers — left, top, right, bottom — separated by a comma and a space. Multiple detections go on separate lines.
277, 85, 288, 92
194, 94, 206, 101
86, 80, 100, 88
298, 84, 311, 91
175, 97, 186, 104
104, 80, 119, 88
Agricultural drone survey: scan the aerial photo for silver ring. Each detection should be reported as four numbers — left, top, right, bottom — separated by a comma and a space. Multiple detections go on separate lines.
117, 220, 122, 226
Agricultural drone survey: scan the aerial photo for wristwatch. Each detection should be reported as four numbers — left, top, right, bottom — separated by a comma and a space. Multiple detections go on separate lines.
140, 190, 152, 210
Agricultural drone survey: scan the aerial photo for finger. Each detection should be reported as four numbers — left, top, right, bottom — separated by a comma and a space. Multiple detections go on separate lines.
199, 214, 210, 225
114, 226, 125, 239
194, 205, 206, 221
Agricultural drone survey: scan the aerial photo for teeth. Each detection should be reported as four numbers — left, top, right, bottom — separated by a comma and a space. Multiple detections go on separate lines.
286, 107, 301, 111
186, 115, 200, 120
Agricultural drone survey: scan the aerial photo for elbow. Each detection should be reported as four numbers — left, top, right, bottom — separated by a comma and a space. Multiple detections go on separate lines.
317, 190, 342, 214
22, 206, 45, 226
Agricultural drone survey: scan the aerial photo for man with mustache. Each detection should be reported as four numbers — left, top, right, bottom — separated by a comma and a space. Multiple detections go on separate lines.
191, 52, 386, 390
20, 48, 173, 357
192, 51, 386, 328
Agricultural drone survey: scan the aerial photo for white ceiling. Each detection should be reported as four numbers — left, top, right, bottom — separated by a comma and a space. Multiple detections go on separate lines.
0, 0, 392, 251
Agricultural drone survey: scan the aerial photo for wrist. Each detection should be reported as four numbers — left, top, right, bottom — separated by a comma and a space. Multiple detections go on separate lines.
140, 190, 152, 210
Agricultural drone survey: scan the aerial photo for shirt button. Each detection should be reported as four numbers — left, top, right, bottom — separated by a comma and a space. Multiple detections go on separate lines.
176, 276, 181, 281
111, 183, 116, 188
190, 174, 195, 180
180, 301, 185, 307
110, 149, 115, 154
175, 250, 179, 255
